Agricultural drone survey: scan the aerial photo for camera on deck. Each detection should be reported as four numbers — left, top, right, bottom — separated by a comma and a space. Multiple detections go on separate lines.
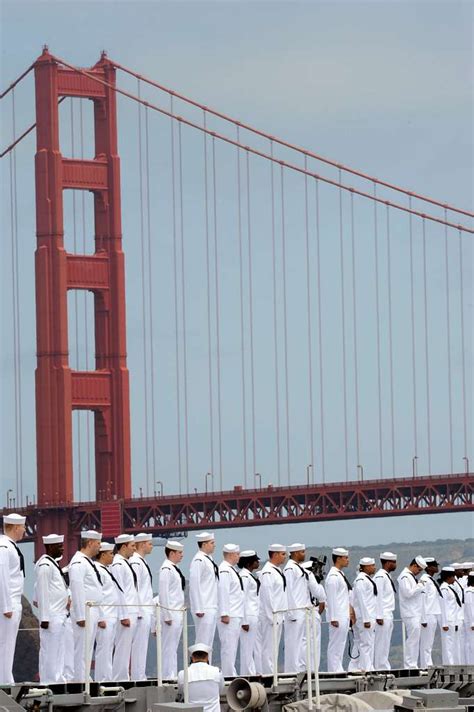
308, 555, 327, 582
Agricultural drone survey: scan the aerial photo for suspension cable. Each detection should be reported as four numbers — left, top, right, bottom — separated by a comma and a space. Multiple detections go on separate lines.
444, 211, 454, 473
338, 171, 349, 480
422, 218, 432, 474
280, 165, 291, 484
304, 157, 315, 481
246, 151, 257, 478
203, 111, 215, 481
237, 127, 248, 486
270, 142, 281, 485
212, 137, 223, 489
386, 205, 395, 475
9, 91, 20, 504
315, 179, 325, 483
178, 121, 190, 493
408, 197, 418, 466
350, 192, 361, 474
458, 228, 468, 462
373, 184, 384, 476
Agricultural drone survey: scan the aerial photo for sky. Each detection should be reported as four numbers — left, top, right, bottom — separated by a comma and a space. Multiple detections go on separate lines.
0, 0, 473, 559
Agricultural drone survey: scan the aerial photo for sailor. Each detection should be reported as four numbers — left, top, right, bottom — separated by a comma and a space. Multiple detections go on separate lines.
464, 571, 474, 665
462, 563, 474, 662
111, 534, 139, 681
0, 513, 26, 684
189, 532, 219, 652
419, 557, 442, 668
284, 542, 310, 673
258, 544, 287, 674
439, 566, 462, 664
68, 529, 104, 682
301, 559, 326, 670
130, 532, 154, 680
325, 547, 354, 673
452, 563, 466, 663
238, 550, 261, 676
349, 557, 377, 672
61, 565, 75, 682
217, 543, 245, 676
158, 539, 186, 679
397, 555, 426, 669
177, 643, 224, 712
34, 533, 69, 684
94, 542, 123, 681
374, 551, 397, 670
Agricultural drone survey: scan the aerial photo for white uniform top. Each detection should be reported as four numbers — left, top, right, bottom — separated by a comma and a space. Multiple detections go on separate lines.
189, 551, 219, 614
325, 566, 351, 622
218, 560, 245, 618
464, 587, 474, 627
259, 560, 288, 623
453, 578, 465, 622
440, 581, 463, 626
374, 568, 396, 619
0, 535, 24, 613
307, 572, 326, 621
420, 573, 442, 619
352, 572, 377, 623
158, 558, 185, 621
69, 551, 104, 621
111, 553, 140, 617
97, 562, 123, 620
34, 554, 69, 622
397, 567, 424, 619
130, 552, 154, 616
240, 569, 260, 623
177, 662, 224, 712
284, 559, 311, 620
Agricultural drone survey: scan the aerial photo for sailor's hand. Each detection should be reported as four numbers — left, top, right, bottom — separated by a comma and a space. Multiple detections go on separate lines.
196, 612, 205, 618
165, 620, 172, 626
241, 624, 249, 632
76, 620, 86, 627
330, 620, 339, 628
40, 621, 49, 629
98, 620, 106, 629
221, 615, 230, 624
121, 618, 131, 627
364, 622, 371, 629
421, 623, 427, 628
349, 606, 356, 625
376, 619, 383, 626
442, 626, 449, 631
318, 602, 325, 615
3, 611, 13, 618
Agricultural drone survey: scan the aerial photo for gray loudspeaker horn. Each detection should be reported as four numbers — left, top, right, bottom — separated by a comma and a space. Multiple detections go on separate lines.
226, 678, 267, 710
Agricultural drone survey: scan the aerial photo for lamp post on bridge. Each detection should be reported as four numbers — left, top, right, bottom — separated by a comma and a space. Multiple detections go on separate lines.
357, 465, 364, 481
205, 472, 213, 493
6, 489, 13, 508
154, 480, 163, 497
463, 456, 469, 474
412, 456, 418, 479
306, 464, 313, 486
255, 473, 262, 489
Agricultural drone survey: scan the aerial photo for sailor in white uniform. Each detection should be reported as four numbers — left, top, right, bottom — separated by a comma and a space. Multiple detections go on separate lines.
439, 566, 462, 664
68, 529, 104, 682
419, 557, 442, 668
0, 513, 26, 684
397, 555, 427, 669
452, 563, 467, 663
349, 557, 377, 672
258, 544, 287, 674
189, 532, 219, 652
111, 534, 139, 681
61, 566, 75, 682
325, 546, 354, 673
34, 533, 69, 684
374, 551, 397, 670
94, 542, 123, 681
130, 532, 154, 680
177, 643, 224, 712
464, 571, 474, 664
158, 539, 186, 679
284, 543, 311, 673
217, 543, 244, 676
238, 550, 261, 676
301, 559, 326, 670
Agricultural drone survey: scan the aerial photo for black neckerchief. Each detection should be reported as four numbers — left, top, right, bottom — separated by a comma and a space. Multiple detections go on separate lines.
363, 573, 378, 596
272, 565, 286, 591
454, 579, 465, 603
294, 562, 309, 580
428, 575, 443, 597
249, 572, 261, 594
385, 571, 397, 593
408, 571, 418, 582
230, 566, 244, 591
11, 541, 25, 577
81, 553, 103, 586
124, 559, 138, 589
99, 564, 124, 593
205, 555, 220, 580
44, 555, 68, 588
448, 584, 462, 607
132, 555, 153, 584
172, 563, 186, 591
338, 569, 352, 591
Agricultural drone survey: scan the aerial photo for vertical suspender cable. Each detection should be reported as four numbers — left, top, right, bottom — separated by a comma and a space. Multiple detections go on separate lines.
12, 91, 23, 505
280, 165, 291, 483
9, 90, 20, 503
408, 198, 418, 465
444, 211, 453, 473
315, 179, 325, 482
178, 121, 190, 493
237, 128, 248, 486
246, 151, 257, 477
350, 193, 360, 473
270, 142, 281, 485
373, 183, 384, 476
170, 97, 182, 493
212, 137, 223, 488
203, 112, 215, 480
145, 107, 157, 496
338, 170, 349, 480
422, 218, 431, 473
304, 157, 315, 478
458, 228, 468, 462
386, 205, 396, 475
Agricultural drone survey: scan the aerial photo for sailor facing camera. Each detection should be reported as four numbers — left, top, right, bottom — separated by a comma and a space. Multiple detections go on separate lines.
397, 555, 427, 669
0, 513, 26, 685
177, 643, 224, 712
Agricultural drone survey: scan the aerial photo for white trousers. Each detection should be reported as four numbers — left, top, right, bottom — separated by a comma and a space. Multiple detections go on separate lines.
441, 626, 460, 664
309, 612, 322, 671
112, 615, 138, 681
403, 617, 421, 668
161, 614, 183, 679
72, 609, 99, 682
95, 618, 118, 681
0, 605, 21, 684
419, 614, 439, 668
63, 616, 75, 681
39, 616, 67, 684
218, 616, 242, 676
192, 610, 218, 659
349, 621, 375, 671
131, 615, 151, 681
240, 615, 261, 676
458, 622, 465, 663
465, 624, 474, 664
284, 615, 306, 673
259, 617, 283, 674
327, 618, 350, 673
374, 618, 393, 670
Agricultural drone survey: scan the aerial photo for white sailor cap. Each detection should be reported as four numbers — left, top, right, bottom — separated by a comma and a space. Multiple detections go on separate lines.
469, 570, 474, 576
166, 539, 184, 551
81, 529, 102, 541
332, 547, 349, 556
288, 542, 306, 552
114, 534, 134, 545
424, 557, 437, 564
460, 561, 474, 568
415, 555, 427, 569
42, 534, 64, 545
134, 533, 152, 543
189, 643, 212, 655
99, 542, 114, 552
380, 551, 397, 561
3, 513, 26, 526
451, 563, 462, 569
196, 531, 215, 542
223, 543, 240, 553
359, 557, 375, 566
240, 549, 260, 558
442, 566, 455, 573
268, 544, 286, 552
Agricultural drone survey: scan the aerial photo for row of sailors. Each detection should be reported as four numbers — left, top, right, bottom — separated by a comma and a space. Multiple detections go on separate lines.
1, 514, 473, 685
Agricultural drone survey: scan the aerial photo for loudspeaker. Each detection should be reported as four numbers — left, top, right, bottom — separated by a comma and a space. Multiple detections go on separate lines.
226, 678, 267, 710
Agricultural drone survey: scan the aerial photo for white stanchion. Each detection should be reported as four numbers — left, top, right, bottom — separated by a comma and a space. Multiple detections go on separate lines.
311, 608, 321, 710
305, 608, 313, 709
402, 620, 406, 665
272, 611, 278, 688
85, 601, 91, 697
182, 607, 189, 703
155, 603, 162, 687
